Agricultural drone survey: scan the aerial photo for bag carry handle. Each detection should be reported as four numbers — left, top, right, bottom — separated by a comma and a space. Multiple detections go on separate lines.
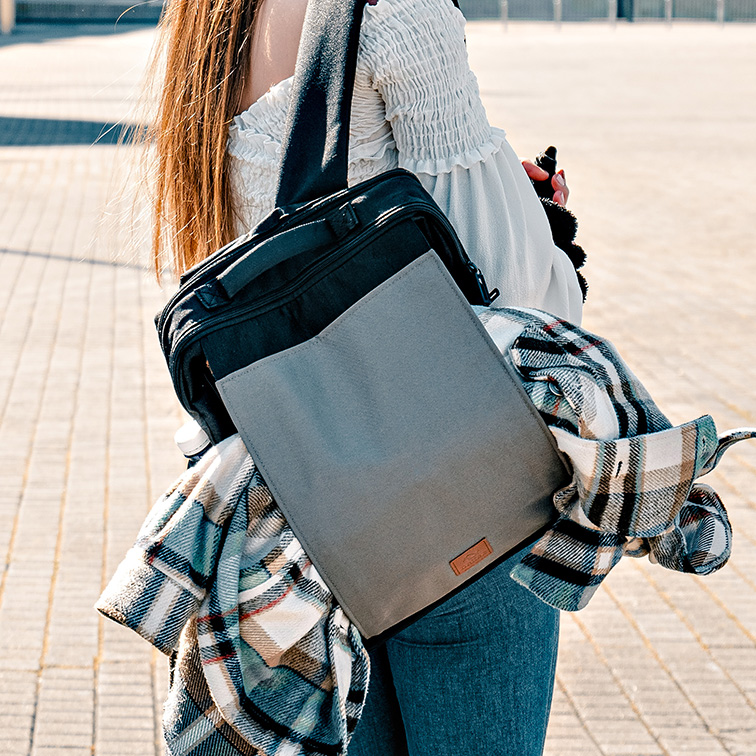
276, 0, 461, 209
217, 220, 335, 298
217, 199, 361, 298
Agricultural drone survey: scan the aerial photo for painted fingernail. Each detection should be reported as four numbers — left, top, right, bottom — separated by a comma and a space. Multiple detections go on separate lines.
554, 173, 566, 186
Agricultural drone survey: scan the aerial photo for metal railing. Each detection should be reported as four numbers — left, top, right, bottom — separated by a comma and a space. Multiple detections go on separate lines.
2, 0, 755, 33
463, 0, 756, 20
2, 0, 162, 30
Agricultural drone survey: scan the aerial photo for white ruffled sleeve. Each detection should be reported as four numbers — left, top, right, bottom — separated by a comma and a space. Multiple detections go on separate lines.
360, 0, 583, 323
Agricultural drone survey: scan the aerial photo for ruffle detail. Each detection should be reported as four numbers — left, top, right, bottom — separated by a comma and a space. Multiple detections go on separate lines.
400, 127, 508, 176
227, 78, 290, 231
227, 133, 281, 164
229, 77, 293, 141
348, 133, 399, 184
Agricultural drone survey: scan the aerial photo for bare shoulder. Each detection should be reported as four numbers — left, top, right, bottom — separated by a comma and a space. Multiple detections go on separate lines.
256, 0, 309, 45
241, 0, 309, 111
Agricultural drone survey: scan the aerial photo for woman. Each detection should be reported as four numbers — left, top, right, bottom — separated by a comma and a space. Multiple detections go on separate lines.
146, 0, 584, 753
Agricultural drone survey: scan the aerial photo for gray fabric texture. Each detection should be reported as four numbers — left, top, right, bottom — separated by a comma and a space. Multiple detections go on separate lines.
217, 251, 570, 638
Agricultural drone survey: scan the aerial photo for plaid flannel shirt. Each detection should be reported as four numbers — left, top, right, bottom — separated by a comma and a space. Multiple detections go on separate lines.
476, 307, 755, 611
97, 306, 755, 756
98, 439, 369, 756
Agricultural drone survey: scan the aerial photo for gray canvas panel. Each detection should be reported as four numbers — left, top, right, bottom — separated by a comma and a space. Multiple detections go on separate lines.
217, 251, 570, 639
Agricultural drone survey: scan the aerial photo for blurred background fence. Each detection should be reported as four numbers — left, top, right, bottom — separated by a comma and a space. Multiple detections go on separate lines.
0, 0, 752, 28
3, 0, 756, 23
465, 0, 756, 20
12, 0, 162, 22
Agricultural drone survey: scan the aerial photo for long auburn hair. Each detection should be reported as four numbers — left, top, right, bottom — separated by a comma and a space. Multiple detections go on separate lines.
146, 0, 258, 279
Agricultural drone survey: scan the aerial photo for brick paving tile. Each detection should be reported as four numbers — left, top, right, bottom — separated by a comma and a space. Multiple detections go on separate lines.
2, 16, 756, 756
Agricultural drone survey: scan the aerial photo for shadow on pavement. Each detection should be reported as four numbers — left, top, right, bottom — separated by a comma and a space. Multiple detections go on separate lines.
0, 20, 157, 48
0, 116, 146, 146
0, 247, 148, 271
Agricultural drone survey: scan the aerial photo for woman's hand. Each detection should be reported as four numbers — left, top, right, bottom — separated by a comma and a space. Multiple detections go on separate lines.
521, 159, 569, 206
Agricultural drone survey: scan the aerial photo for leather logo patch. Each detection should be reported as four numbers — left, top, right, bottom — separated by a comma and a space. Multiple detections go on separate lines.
450, 538, 493, 576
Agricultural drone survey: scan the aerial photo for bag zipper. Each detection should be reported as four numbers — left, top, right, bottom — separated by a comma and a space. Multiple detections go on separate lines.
157, 169, 417, 337
167, 204, 418, 373
159, 174, 497, 356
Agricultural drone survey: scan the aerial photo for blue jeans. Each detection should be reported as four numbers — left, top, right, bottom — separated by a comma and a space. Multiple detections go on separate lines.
347, 551, 559, 756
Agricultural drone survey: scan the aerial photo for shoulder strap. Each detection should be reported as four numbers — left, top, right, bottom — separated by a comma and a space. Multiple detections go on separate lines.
275, 0, 462, 209
275, 0, 363, 208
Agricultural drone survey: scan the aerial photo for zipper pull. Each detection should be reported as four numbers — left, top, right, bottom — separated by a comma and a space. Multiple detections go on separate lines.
467, 261, 500, 305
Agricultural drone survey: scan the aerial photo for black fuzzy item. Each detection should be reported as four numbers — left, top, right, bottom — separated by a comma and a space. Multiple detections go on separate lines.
539, 197, 588, 301
540, 198, 578, 247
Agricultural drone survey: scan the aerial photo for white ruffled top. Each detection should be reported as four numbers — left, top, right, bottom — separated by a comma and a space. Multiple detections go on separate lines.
228, 0, 583, 322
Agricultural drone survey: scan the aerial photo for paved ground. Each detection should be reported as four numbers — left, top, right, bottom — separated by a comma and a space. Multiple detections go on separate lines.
0, 17, 755, 756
